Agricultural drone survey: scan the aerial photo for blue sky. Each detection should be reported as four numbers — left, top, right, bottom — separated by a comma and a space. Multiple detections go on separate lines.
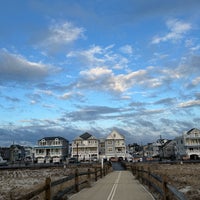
0, 0, 200, 146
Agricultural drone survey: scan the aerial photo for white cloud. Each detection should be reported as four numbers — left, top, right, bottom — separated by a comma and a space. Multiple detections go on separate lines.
40, 21, 85, 49
78, 67, 149, 93
192, 77, 200, 86
37, 90, 54, 96
80, 67, 112, 80
30, 100, 37, 105
178, 100, 200, 108
0, 49, 56, 83
119, 45, 133, 55
59, 92, 73, 100
67, 45, 129, 69
152, 19, 192, 44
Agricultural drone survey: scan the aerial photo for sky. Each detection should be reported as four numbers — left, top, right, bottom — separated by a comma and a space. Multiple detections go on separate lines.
0, 0, 200, 147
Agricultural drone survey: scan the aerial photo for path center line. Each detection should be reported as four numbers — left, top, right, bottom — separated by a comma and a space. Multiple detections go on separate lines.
107, 172, 121, 200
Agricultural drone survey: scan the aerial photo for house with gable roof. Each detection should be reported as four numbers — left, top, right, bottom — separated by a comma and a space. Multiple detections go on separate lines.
175, 128, 200, 160
71, 132, 99, 162
34, 136, 69, 163
105, 130, 126, 160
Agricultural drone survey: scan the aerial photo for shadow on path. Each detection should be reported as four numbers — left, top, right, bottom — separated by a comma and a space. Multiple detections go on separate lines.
111, 162, 126, 171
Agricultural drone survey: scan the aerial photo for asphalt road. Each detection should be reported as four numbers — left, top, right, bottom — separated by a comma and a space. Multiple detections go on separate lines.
69, 170, 154, 200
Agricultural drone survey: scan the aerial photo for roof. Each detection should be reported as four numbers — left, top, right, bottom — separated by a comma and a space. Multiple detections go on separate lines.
79, 132, 92, 140
106, 130, 125, 140
39, 136, 68, 142
187, 128, 200, 135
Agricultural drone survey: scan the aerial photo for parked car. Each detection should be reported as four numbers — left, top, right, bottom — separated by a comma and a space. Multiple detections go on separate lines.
0, 156, 7, 166
91, 157, 98, 162
109, 157, 118, 162
68, 157, 78, 163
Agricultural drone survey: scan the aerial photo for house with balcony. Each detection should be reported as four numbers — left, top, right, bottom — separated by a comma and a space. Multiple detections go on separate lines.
105, 130, 126, 160
71, 132, 99, 162
34, 136, 69, 163
175, 128, 200, 160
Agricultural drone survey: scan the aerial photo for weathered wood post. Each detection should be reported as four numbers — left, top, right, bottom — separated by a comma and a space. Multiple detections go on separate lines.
162, 175, 167, 200
135, 166, 138, 179
45, 177, 51, 200
141, 166, 144, 184
137, 166, 140, 180
131, 165, 134, 175
100, 167, 103, 178
148, 167, 151, 190
103, 166, 106, 176
95, 167, 97, 181
75, 168, 79, 192
87, 168, 91, 187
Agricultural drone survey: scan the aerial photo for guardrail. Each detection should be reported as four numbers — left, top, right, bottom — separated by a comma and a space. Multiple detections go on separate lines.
13, 164, 111, 200
130, 165, 186, 200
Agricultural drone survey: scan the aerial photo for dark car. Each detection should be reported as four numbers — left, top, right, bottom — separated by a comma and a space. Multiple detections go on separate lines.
68, 157, 78, 163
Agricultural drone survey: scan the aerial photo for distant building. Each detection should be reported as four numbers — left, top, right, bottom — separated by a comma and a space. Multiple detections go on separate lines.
9, 144, 25, 162
162, 140, 176, 159
175, 128, 200, 160
105, 130, 126, 160
0, 147, 10, 161
24, 146, 34, 161
71, 132, 99, 162
143, 139, 168, 159
34, 136, 69, 163
143, 143, 153, 158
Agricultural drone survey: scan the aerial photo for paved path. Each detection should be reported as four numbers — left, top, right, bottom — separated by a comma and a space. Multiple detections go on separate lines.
69, 171, 154, 200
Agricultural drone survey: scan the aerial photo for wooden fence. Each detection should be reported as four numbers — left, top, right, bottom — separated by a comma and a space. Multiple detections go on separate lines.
130, 165, 186, 200
13, 165, 111, 200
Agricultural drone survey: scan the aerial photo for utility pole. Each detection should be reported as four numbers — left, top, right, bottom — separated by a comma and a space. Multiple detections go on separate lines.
76, 143, 79, 163
160, 135, 164, 161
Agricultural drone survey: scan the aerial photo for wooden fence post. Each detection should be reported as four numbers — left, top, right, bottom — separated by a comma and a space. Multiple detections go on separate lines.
75, 168, 79, 192
162, 175, 167, 200
95, 167, 97, 181
87, 168, 91, 187
135, 166, 138, 179
45, 177, 51, 200
138, 166, 140, 180
100, 167, 103, 178
103, 166, 106, 176
131, 165, 134, 175
141, 166, 144, 184
148, 167, 151, 190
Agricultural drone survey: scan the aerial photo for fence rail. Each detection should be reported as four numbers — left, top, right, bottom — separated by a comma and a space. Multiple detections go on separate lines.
14, 164, 111, 200
130, 165, 186, 200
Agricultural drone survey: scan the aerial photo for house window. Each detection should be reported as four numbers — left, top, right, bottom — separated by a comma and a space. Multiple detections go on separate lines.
38, 149, 44, 154
107, 140, 113, 144
40, 139, 46, 146
54, 138, 60, 145
117, 148, 122, 152
108, 147, 113, 152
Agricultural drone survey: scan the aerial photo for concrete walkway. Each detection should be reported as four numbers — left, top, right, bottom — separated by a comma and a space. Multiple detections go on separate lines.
69, 171, 154, 200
